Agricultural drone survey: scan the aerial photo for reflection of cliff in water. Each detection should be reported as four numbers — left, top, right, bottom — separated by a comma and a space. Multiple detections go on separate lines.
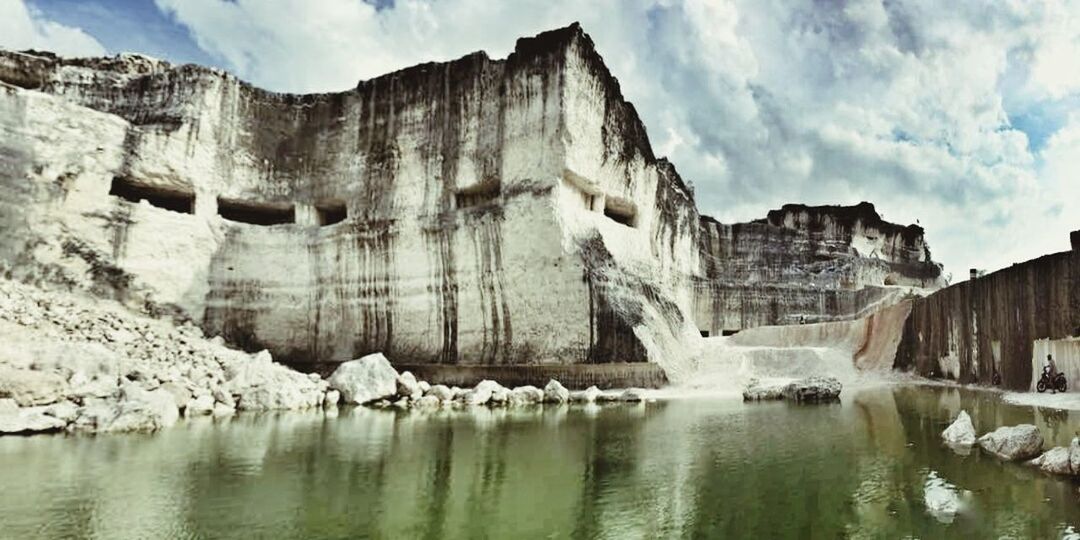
3, 388, 1080, 538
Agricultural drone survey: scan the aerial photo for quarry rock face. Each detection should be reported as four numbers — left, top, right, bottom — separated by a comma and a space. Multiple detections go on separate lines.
0, 24, 703, 379
695, 202, 944, 335
0, 24, 949, 385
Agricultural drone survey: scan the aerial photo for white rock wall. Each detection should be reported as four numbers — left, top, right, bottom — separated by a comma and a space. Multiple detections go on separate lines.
0, 25, 701, 377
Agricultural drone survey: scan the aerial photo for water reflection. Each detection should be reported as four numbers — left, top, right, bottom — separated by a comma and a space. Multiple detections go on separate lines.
1, 386, 1080, 539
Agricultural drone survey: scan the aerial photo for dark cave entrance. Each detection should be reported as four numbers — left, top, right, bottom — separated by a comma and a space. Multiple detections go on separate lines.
218, 198, 295, 225
109, 177, 195, 214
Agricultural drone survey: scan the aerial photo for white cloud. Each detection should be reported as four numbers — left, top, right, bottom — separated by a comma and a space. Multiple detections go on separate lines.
150, 0, 1079, 275
0, 0, 106, 57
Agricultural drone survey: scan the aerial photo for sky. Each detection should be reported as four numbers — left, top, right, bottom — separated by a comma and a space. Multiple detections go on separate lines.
2, 0, 1078, 279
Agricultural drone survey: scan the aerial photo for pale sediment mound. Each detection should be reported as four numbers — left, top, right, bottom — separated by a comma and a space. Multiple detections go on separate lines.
0, 278, 333, 435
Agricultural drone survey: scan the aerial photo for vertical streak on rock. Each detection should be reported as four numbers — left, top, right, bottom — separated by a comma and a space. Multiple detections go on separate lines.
437, 229, 458, 364
469, 224, 490, 363
491, 220, 513, 364
894, 250, 1077, 390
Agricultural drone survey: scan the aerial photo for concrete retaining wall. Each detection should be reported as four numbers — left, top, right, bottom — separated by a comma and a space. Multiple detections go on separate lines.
389, 363, 669, 390
894, 249, 1079, 390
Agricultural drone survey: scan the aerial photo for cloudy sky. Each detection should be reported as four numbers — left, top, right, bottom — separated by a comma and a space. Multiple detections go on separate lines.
3, 0, 1078, 278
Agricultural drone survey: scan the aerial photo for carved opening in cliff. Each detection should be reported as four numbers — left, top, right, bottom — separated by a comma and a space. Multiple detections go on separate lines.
722, 329, 740, 336
700, 330, 710, 337
316, 201, 347, 226
603, 198, 637, 228
109, 177, 194, 214
455, 181, 500, 209
217, 198, 295, 225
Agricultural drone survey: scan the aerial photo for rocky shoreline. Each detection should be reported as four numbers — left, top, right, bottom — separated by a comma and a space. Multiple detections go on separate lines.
0, 279, 650, 436
328, 352, 649, 410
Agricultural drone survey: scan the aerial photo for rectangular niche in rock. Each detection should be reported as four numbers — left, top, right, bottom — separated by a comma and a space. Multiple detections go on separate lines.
217, 198, 295, 225
455, 181, 500, 209
316, 201, 347, 226
603, 198, 636, 228
109, 176, 195, 214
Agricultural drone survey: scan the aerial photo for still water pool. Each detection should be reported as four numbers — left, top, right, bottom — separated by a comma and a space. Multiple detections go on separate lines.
3, 385, 1080, 539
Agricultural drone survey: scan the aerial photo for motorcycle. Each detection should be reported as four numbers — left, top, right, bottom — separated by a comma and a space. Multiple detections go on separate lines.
1036, 367, 1067, 393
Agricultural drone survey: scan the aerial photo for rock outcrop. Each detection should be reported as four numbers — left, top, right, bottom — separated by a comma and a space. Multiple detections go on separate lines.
0, 24, 700, 382
941, 410, 976, 447
0, 22, 954, 389
742, 378, 786, 401
326, 353, 398, 405
1028, 438, 1080, 476
741, 376, 842, 403
695, 202, 944, 335
0, 277, 334, 434
782, 376, 842, 403
978, 424, 1044, 461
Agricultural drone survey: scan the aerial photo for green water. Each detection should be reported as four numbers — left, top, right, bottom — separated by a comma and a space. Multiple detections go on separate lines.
2, 385, 1080, 539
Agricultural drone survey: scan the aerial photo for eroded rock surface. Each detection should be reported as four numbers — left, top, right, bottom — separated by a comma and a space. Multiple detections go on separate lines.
1027, 438, 1080, 476
0, 24, 701, 381
782, 376, 842, 403
327, 353, 398, 405
0, 277, 335, 435
695, 202, 944, 334
942, 410, 976, 447
978, 424, 1044, 461
742, 378, 787, 401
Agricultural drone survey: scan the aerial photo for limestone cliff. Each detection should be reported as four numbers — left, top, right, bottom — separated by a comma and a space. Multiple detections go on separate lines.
0, 24, 951, 383
0, 25, 700, 376
694, 202, 944, 334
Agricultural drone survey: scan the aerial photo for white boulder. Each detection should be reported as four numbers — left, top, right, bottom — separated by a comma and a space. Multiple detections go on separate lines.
620, 388, 646, 402
509, 386, 543, 405
43, 400, 79, 423
1028, 437, 1080, 476
490, 385, 511, 404
782, 376, 842, 402
327, 353, 399, 405
0, 367, 68, 406
0, 408, 66, 434
742, 378, 786, 401
571, 386, 602, 403
941, 410, 976, 447
106, 384, 180, 433
396, 371, 422, 399
426, 384, 453, 402
160, 382, 192, 410
543, 380, 569, 403
978, 424, 1044, 461
414, 395, 441, 408
467, 380, 503, 406
185, 395, 215, 416
323, 390, 341, 408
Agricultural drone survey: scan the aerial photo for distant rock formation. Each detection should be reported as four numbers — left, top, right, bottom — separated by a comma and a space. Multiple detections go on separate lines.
695, 202, 944, 335
0, 24, 944, 381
